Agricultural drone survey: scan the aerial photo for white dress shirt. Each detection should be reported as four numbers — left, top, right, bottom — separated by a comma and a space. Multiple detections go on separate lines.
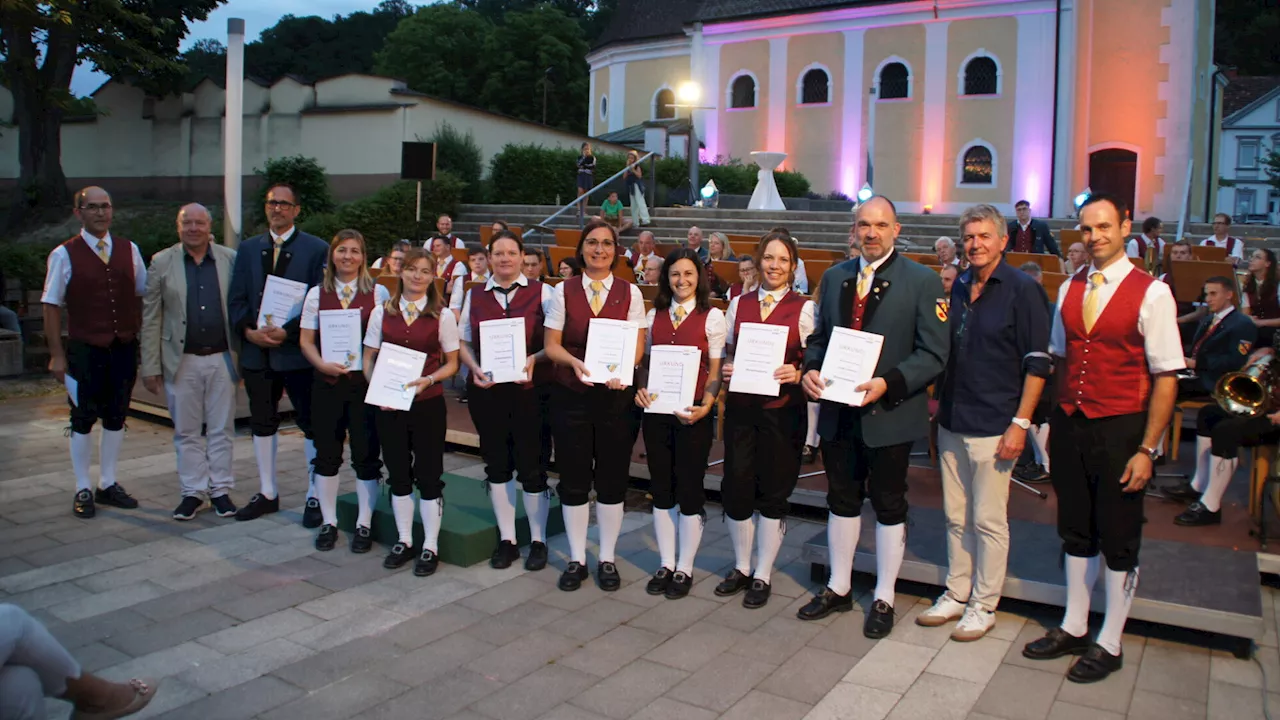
1241, 281, 1280, 313
1125, 236, 1166, 259
363, 295, 460, 352
725, 286, 817, 347
793, 257, 809, 294
459, 274, 555, 343
450, 272, 492, 311
300, 280, 390, 330
544, 273, 646, 331
644, 298, 727, 358
41, 230, 147, 305
1201, 235, 1246, 262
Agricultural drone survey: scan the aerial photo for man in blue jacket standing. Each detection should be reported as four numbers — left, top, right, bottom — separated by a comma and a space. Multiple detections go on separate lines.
227, 183, 328, 523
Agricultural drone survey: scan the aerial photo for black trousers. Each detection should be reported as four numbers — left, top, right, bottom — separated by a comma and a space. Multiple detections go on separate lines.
1050, 408, 1146, 572
551, 384, 637, 506
243, 366, 314, 438
311, 373, 382, 480
1196, 404, 1280, 458
468, 383, 547, 493
642, 413, 713, 516
823, 434, 913, 525
378, 395, 447, 500
66, 339, 138, 434
721, 403, 805, 521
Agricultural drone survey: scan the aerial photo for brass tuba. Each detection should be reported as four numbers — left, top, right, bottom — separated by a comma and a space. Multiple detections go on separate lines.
1214, 355, 1277, 417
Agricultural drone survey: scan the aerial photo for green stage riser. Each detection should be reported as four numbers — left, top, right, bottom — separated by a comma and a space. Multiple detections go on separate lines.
336, 473, 564, 567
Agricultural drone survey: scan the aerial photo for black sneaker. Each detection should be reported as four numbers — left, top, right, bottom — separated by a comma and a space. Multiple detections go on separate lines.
646, 567, 674, 596
73, 489, 95, 519
558, 561, 589, 591
172, 496, 203, 521
714, 569, 751, 597
665, 571, 693, 600
1014, 463, 1051, 484
350, 525, 374, 554
302, 498, 323, 529
384, 542, 413, 569
1174, 501, 1222, 526
743, 579, 772, 609
414, 549, 439, 577
234, 493, 279, 521
490, 540, 521, 569
210, 495, 237, 518
597, 561, 621, 592
315, 524, 339, 552
525, 541, 548, 571
96, 483, 138, 509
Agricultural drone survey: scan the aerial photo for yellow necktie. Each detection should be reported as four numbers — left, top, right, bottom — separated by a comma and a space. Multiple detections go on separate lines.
96, 240, 109, 264
272, 236, 284, 267
404, 305, 419, 326
857, 265, 873, 299
1082, 272, 1105, 333
589, 280, 604, 315
760, 294, 775, 320
340, 285, 353, 310
673, 305, 687, 329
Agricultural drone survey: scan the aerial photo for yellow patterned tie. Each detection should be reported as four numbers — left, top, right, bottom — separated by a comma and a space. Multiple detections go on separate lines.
1082, 272, 1105, 333
673, 305, 686, 329
857, 265, 874, 300
589, 280, 604, 315
760, 294, 775, 321
404, 305, 419, 326
272, 236, 284, 267
340, 285, 353, 310
96, 240, 109, 264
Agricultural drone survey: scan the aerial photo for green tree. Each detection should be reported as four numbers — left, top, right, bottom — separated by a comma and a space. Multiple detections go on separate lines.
0, 0, 224, 229
479, 6, 589, 131
428, 122, 484, 202
1216, 0, 1280, 74
181, 38, 226, 88
374, 4, 494, 102
1264, 149, 1280, 195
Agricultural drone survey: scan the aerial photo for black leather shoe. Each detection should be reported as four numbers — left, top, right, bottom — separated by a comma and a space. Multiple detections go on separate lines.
1014, 462, 1051, 484
525, 541, 548, 571
743, 579, 771, 609
414, 549, 439, 577
234, 493, 279, 521
384, 542, 413, 569
315, 524, 338, 551
863, 599, 895, 639
210, 495, 237, 518
558, 561, 589, 591
801, 445, 817, 465
1067, 644, 1123, 684
172, 496, 203, 521
96, 483, 138, 509
302, 498, 323, 529
665, 571, 693, 599
1022, 627, 1092, 660
797, 588, 854, 621
715, 569, 751, 597
597, 561, 621, 592
1163, 481, 1202, 502
73, 489, 95, 519
646, 567, 674, 596
1174, 501, 1221, 526
490, 540, 521, 569
350, 526, 373, 554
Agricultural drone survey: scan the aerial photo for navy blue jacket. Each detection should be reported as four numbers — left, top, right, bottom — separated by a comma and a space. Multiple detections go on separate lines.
227, 229, 328, 372
1189, 308, 1256, 394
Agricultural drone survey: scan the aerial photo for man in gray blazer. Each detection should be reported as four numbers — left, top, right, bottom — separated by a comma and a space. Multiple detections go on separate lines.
141, 204, 240, 521
797, 196, 950, 638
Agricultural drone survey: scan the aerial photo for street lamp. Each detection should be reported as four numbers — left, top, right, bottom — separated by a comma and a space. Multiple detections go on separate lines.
670, 81, 712, 206
1073, 186, 1092, 215
856, 183, 874, 204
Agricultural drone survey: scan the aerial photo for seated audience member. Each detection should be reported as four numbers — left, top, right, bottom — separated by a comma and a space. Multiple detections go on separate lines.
641, 255, 663, 286
726, 255, 758, 302
1064, 241, 1088, 275
934, 236, 960, 267
1020, 261, 1044, 284
522, 248, 547, 281
1202, 212, 1245, 267
491, 220, 511, 234
436, 213, 465, 248
600, 191, 626, 230
1127, 217, 1165, 266
686, 226, 710, 263
1242, 248, 1280, 348
450, 246, 491, 317
0, 266, 19, 334
372, 239, 411, 272
1178, 276, 1255, 402
708, 232, 736, 262
632, 231, 660, 270
558, 256, 583, 279
1164, 240, 1207, 345
939, 264, 959, 299
848, 227, 861, 260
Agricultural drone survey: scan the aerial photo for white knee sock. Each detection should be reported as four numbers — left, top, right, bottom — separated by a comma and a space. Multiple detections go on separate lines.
653, 507, 677, 570
1096, 568, 1138, 655
1031, 425, 1051, 471
315, 473, 340, 526
1201, 456, 1237, 513
70, 431, 92, 492
1061, 553, 1100, 637
563, 503, 590, 564
253, 435, 278, 499
98, 429, 124, 489
303, 438, 317, 500
596, 501, 625, 563
805, 402, 820, 447
489, 482, 519, 543
754, 517, 785, 584
676, 513, 704, 575
727, 517, 756, 575
391, 493, 415, 545
356, 480, 380, 528
1191, 435, 1213, 492
826, 513, 861, 596
419, 498, 442, 553
523, 491, 549, 543
874, 522, 906, 606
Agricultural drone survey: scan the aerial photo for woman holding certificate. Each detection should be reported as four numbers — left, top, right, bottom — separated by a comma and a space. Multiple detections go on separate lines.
634, 249, 725, 599
459, 230, 555, 571
716, 231, 815, 609
544, 220, 646, 592
362, 248, 461, 577
299, 230, 390, 553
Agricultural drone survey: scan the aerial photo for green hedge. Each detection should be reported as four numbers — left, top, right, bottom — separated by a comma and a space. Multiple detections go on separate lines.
300, 174, 464, 258
252, 156, 337, 227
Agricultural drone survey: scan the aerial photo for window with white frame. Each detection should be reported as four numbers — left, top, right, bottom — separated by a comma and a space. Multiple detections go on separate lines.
654, 88, 675, 120
1236, 188, 1256, 217
960, 144, 994, 185
879, 62, 910, 99
730, 74, 756, 109
799, 67, 830, 105
1238, 137, 1260, 169
963, 56, 999, 96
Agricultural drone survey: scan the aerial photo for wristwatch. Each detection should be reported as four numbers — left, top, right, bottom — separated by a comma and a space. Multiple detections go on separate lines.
1138, 445, 1159, 461
1010, 417, 1031, 430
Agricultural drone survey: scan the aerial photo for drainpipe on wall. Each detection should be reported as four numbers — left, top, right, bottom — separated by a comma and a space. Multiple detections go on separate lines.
1204, 68, 1225, 220
224, 18, 245, 249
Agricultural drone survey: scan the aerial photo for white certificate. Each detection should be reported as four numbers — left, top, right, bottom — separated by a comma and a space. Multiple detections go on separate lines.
729, 322, 789, 397
257, 275, 308, 329
319, 308, 363, 371
645, 345, 700, 415
583, 318, 639, 386
364, 342, 427, 411
819, 327, 885, 407
479, 317, 528, 384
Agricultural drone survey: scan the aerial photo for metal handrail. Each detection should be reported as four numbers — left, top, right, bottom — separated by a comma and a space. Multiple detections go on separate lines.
525, 151, 658, 242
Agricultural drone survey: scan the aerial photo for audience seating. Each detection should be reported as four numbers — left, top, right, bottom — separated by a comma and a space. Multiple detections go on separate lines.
903, 252, 940, 266
478, 225, 523, 245
1006, 252, 1064, 273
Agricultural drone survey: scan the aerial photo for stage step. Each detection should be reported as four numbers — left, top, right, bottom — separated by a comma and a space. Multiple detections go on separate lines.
801, 505, 1264, 650
336, 474, 564, 567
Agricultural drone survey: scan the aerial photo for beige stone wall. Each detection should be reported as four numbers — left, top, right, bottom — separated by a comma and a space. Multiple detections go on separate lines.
786, 32, 843, 195
592, 68, 610, 132
718, 40, 770, 165
944, 17, 1019, 206
864, 25, 925, 204
621, 55, 692, 127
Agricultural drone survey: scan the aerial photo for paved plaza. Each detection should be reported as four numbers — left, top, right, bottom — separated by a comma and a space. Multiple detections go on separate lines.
0, 393, 1277, 719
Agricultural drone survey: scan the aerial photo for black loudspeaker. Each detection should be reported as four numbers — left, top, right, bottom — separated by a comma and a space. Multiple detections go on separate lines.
401, 142, 437, 180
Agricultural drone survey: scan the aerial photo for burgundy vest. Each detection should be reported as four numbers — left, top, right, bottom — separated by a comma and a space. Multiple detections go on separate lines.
1205, 236, 1239, 254
727, 283, 744, 303
850, 290, 870, 331
1014, 225, 1034, 253
1247, 283, 1280, 320
555, 276, 632, 391
62, 235, 140, 347
316, 285, 378, 385
1059, 268, 1154, 418
651, 306, 711, 400
468, 280, 548, 388
380, 305, 445, 400
729, 291, 805, 409
442, 258, 460, 288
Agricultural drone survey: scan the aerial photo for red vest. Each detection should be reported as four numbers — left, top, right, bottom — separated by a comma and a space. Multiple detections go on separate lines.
850, 290, 870, 331
1014, 225, 1034, 253
1247, 283, 1280, 320
727, 283, 744, 302
1058, 268, 1154, 418
555, 276, 633, 391
62, 235, 141, 347
442, 258, 460, 288
1205, 236, 1239, 255
468, 280, 548, 388
729, 290, 805, 409
651, 305, 711, 400
316, 284, 378, 385
380, 305, 445, 400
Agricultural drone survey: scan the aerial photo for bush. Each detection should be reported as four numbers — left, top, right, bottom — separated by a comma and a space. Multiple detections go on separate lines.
488, 144, 582, 205
300, 174, 465, 258
0, 242, 48, 296
253, 156, 337, 227
428, 122, 484, 203
113, 205, 225, 263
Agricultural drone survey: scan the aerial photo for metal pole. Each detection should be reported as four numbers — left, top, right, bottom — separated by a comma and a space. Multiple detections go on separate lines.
689, 110, 699, 206
223, 18, 245, 248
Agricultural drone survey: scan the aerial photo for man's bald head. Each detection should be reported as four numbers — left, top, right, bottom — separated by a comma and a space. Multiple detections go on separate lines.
177, 202, 213, 251
74, 186, 110, 208
178, 203, 211, 225
73, 186, 113, 237
856, 195, 899, 224
853, 196, 901, 262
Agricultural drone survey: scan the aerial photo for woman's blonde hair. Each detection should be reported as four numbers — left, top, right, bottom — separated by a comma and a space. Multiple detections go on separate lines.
322, 229, 375, 295
386, 247, 443, 319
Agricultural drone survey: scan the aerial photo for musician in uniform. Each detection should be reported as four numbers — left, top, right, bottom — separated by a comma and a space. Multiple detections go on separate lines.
1201, 213, 1245, 267
1176, 277, 1254, 406
1125, 217, 1165, 271
1241, 248, 1280, 348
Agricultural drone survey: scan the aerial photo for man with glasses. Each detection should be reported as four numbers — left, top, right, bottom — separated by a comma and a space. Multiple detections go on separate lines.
1201, 213, 1245, 267
1006, 200, 1059, 256
43, 187, 147, 519
228, 184, 328, 524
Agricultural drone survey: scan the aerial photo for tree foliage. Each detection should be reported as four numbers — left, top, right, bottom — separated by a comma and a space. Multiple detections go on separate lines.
1264, 149, 1280, 195
1215, 0, 1280, 74
478, 6, 589, 130
428, 122, 484, 203
252, 155, 336, 229
373, 4, 493, 101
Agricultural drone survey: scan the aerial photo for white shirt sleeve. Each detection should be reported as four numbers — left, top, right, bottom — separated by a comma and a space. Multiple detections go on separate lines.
627, 284, 646, 324
131, 243, 147, 296
706, 307, 727, 359
459, 291, 473, 343
438, 309, 461, 353
40, 246, 71, 306
363, 305, 386, 348
545, 282, 567, 331
454, 237, 466, 250
375, 284, 391, 305
1139, 281, 1188, 374
1125, 239, 1139, 258
451, 262, 467, 280
793, 258, 809, 294
449, 277, 466, 310
300, 287, 322, 331
644, 308, 657, 351
725, 296, 741, 345
1049, 279, 1070, 357
1232, 240, 1246, 261
799, 300, 817, 348
371, 257, 384, 269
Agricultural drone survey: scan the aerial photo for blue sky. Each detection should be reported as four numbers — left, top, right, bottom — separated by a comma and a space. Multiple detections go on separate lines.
72, 0, 378, 95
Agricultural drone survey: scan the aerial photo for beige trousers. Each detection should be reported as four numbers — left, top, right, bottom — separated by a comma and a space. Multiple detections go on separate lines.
164, 353, 237, 499
937, 427, 1015, 611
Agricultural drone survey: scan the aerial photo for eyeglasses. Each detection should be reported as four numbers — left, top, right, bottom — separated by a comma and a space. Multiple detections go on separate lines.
583, 239, 616, 250
79, 203, 112, 213
265, 200, 298, 209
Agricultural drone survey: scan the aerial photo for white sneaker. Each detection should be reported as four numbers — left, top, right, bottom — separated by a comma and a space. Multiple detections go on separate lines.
951, 605, 995, 642
915, 594, 967, 627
